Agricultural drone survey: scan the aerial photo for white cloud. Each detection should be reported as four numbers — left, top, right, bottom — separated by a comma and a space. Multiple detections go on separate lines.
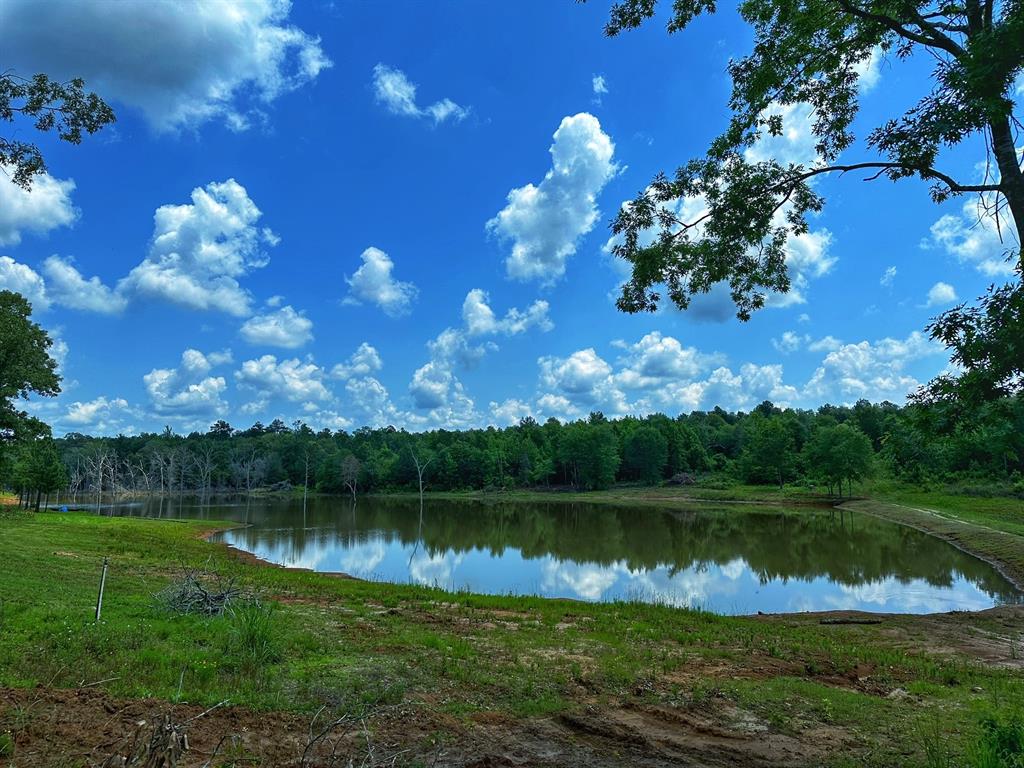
925, 195, 1019, 277
771, 331, 809, 354
489, 113, 617, 283
808, 335, 843, 353
0, 165, 77, 246
853, 47, 884, 93
344, 247, 417, 317
41, 256, 126, 314
235, 355, 332, 403
926, 281, 958, 307
371, 64, 469, 125
0, 0, 330, 132
61, 396, 134, 434
490, 398, 534, 426
461, 288, 553, 336
614, 332, 720, 388
331, 343, 383, 379
537, 348, 630, 417
0, 256, 49, 310
409, 361, 453, 410
144, 348, 232, 419
592, 75, 608, 95
880, 266, 897, 287
240, 305, 313, 348
120, 179, 275, 316
804, 331, 942, 403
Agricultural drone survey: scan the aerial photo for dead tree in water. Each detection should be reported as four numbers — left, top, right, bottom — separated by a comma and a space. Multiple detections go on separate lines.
341, 454, 360, 502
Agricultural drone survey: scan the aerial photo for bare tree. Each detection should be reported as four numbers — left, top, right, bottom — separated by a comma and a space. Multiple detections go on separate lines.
409, 446, 433, 505
192, 443, 217, 503
341, 454, 360, 502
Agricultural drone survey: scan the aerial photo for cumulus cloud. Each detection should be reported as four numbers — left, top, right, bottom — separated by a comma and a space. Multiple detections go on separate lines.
0, 166, 77, 246
461, 289, 553, 336
804, 331, 942, 402
0, 256, 50, 310
926, 281, 958, 307
120, 179, 275, 316
240, 304, 313, 348
371, 64, 469, 124
0, 0, 330, 132
488, 113, 617, 283
144, 348, 232, 419
408, 289, 554, 419
41, 256, 126, 314
61, 396, 134, 434
235, 355, 332, 403
771, 331, 809, 354
808, 335, 843, 353
613, 332, 721, 388
538, 348, 629, 415
490, 398, 535, 426
331, 343, 383, 379
344, 247, 418, 317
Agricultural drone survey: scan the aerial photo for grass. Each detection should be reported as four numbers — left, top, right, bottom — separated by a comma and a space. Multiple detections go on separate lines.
0, 501, 1022, 765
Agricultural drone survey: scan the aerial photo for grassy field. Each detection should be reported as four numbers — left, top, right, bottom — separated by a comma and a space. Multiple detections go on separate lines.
0, 505, 1022, 766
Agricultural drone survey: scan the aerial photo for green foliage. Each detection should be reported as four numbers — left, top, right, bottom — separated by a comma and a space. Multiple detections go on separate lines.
967, 712, 1024, 768
623, 425, 668, 483
739, 416, 798, 487
0, 72, 115, 189
0, 731, 12, 758
559, 421, 620, 489
919, 273, 1024, 408
596, 0, 1023, 320
805, 423, 874, 495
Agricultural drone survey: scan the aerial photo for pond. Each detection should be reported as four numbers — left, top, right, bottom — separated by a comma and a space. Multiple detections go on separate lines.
104, 495, 1022, 614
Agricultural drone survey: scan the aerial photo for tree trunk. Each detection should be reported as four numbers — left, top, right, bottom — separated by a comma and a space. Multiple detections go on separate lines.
989, 115, 1024, 260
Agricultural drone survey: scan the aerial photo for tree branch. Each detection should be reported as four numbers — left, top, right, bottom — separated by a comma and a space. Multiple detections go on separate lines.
833, 0, 966, 56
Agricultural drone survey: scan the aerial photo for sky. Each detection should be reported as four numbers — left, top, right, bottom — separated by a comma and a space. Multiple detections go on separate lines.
1, 0, 1020, 436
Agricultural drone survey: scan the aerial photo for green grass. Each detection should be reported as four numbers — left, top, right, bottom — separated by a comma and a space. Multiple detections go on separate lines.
0, 511, 1021, 765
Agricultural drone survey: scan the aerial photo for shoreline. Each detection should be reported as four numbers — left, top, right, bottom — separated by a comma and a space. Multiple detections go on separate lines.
189, 498, 1024, 617
840, 498, 1024, 592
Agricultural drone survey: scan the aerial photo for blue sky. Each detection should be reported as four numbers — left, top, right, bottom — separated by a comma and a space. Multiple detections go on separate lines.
1, 0, 1019, 435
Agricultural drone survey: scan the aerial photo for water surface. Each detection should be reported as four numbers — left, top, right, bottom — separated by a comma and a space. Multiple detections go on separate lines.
106, 495, 1021, 614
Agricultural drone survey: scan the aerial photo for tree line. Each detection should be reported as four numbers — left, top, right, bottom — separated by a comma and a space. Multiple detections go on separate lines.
3, 394, 1022, 506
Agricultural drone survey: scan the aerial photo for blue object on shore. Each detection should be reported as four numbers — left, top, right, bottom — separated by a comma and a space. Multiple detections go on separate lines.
60, 505, 68, 513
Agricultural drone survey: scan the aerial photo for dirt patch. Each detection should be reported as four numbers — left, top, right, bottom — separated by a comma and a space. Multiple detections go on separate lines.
0, 686, 854, 768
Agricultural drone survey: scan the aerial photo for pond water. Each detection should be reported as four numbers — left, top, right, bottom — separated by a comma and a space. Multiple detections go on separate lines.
104, 495, 1022, 614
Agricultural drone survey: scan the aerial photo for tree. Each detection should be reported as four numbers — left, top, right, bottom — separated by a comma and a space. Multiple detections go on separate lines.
623, 426, 669, 484
595, 0, 1022, 319
560, 422, 620, 490
805, 424, 874, 495
916, 270, 1024, 408
0, 291, 60, 452
739, 416, 797, 487
1, 71, 115, 190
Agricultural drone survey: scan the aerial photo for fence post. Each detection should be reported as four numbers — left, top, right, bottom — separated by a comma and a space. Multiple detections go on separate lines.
95, 557, 109, 621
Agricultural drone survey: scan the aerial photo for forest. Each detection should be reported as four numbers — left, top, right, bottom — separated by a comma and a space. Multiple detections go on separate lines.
6, 394, 1023, 508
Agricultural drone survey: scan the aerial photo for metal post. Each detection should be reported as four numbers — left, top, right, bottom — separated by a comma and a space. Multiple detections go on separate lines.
95, 557, 109, 621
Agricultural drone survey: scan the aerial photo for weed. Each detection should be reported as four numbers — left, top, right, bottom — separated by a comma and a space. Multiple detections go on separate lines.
0, 731, 13, 758
966, 713, 1024, 768
226, 600, 280, 669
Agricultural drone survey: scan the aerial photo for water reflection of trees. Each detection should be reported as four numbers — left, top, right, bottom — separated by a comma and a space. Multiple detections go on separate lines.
209, 497, 1020, 601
